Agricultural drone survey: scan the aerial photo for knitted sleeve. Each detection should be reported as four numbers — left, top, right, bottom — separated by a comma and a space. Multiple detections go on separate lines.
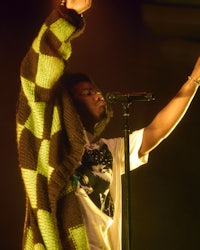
16, 6, 86, 249
20, 6, 84, 100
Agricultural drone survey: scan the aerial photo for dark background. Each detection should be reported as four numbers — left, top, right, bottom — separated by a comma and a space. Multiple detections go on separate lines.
1, 0, 200, 249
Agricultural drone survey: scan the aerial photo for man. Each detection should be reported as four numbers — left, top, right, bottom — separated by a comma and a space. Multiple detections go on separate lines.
16, 0, 200, 249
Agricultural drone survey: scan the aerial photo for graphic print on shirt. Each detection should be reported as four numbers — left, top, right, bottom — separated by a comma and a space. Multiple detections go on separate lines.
75, 142, 114, 217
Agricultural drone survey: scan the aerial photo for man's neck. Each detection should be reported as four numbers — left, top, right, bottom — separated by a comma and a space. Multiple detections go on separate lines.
85, 130, 95, 144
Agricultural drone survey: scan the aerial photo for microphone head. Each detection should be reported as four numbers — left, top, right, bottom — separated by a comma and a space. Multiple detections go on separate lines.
106, 92, 121, 103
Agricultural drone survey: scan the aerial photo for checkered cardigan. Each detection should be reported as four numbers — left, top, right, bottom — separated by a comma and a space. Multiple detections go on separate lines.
17, 6, 90, 249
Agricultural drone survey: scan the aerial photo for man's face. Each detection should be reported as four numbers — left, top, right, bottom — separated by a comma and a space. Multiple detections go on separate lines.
71, 81, 106, 124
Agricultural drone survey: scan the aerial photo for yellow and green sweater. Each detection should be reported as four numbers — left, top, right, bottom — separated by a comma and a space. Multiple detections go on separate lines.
16, 6, 90, 249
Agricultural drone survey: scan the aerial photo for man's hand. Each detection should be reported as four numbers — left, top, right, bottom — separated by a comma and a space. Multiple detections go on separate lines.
66, 0, 92, 14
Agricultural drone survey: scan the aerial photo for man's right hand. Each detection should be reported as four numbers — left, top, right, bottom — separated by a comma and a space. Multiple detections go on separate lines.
66, 0, 92, 14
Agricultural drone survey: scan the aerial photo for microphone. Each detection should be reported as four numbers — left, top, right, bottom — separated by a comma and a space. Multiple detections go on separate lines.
106, 92, 155, 103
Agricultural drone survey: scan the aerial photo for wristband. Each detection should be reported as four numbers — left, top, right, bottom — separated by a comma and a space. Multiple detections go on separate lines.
188, 76, 200, 86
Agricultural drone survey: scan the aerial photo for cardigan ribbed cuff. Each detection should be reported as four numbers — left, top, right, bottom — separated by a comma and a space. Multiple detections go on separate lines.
59, 5, 84, 29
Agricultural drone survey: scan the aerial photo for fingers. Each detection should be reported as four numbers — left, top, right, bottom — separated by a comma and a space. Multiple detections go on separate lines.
66, 0, 92, 14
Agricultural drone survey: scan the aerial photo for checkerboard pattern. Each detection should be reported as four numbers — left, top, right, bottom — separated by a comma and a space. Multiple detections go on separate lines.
16, 7, 89, 249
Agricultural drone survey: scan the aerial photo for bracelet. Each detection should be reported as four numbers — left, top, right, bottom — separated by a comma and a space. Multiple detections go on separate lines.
61, 0, 66, 6
188, 75, 200, 86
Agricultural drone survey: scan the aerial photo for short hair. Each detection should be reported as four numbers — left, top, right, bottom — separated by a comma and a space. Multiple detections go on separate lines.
60, 72, 94, 97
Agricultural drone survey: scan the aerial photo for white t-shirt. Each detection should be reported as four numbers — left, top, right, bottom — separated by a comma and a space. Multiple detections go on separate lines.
75, 129, 148, 250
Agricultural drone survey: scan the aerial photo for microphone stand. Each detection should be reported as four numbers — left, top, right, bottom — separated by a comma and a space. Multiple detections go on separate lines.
106, 92, 155, 250
122, 101, 132, 250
